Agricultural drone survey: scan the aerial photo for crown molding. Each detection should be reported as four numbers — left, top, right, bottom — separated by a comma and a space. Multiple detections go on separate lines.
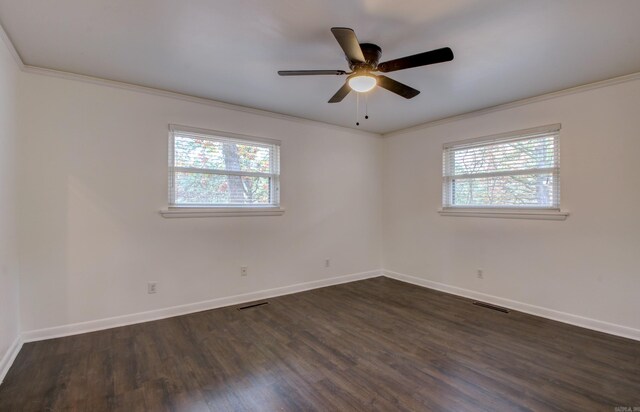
0, 20, 24, 69
25, 62, 640, 138
3, 20, 640, 138
384, 71, 640, 137
3, 22, 372, 139
21, 65, 381, 138
0, 21, 379, 138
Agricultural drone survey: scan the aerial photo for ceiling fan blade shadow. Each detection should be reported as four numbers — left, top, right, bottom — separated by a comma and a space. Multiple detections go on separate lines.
278, 70, 347, 76
328, 82, 352, 103
331, 27, 365, 64
376, 75, 420, 99
378, 47, 453, 73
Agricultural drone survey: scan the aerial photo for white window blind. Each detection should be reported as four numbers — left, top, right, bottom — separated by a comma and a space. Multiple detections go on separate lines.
442, 124, 560, 209
169, 125, 280, 207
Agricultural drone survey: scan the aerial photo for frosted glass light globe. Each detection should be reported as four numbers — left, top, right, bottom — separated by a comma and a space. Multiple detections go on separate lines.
348, 75, 377, 92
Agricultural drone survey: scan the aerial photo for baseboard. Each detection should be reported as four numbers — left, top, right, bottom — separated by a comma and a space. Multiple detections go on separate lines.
0, 335, 23, 385
21, 269, 382, 343
19, 268, 637, 348
383, 270, 640, 342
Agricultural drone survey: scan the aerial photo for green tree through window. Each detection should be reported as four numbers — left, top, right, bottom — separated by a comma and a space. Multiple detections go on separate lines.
170, 127, 280, 207
443, 126, 560, 209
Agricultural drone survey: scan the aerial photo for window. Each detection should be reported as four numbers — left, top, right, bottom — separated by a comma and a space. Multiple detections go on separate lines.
442, 124, 562, 216
168, 125, 280, 210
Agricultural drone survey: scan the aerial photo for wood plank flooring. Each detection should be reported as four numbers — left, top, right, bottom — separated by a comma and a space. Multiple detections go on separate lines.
1, 277, 639, 411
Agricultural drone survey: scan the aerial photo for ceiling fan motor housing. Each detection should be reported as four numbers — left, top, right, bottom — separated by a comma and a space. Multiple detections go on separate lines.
349, 43, 382, 71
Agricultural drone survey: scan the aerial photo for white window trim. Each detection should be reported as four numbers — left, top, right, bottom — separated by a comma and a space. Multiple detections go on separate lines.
440, 123, 569, 220
159, 206, 285, 218
438, 208, 568, 220
161, 124, 283, 218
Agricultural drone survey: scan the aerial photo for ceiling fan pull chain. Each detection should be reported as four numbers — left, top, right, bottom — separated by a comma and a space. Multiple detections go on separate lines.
365, 93, 369, 120
356, 93, 360, 126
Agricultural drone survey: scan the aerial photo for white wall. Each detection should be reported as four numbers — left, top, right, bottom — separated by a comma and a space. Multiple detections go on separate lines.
0, 38, 20, 361
12, 57, 640, 338
383, 78, 640, 332
18, 73, 383, 332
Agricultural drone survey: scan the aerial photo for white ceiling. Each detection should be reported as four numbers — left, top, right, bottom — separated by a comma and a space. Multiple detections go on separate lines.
2, 0, 640, 133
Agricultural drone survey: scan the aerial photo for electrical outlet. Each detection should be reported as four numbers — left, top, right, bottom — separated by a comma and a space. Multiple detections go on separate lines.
325, 259, 330, 268
147, 282, 157, 294
477, 269, 484, 279
241, 266, 248, 277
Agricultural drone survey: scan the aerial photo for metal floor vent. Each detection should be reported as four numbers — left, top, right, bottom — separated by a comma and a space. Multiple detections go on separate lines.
238, 301, 269, 310
472, 301, 509, 313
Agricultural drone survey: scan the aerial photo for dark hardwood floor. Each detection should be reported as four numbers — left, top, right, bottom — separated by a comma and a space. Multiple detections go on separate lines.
1, 277, 639, 411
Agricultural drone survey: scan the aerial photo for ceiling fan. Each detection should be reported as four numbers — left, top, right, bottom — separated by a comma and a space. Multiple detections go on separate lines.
278, 27, 454, 103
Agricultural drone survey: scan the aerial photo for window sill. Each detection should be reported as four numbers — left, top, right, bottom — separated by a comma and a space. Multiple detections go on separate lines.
438, 208, 569, 221
160, 207, 285, 218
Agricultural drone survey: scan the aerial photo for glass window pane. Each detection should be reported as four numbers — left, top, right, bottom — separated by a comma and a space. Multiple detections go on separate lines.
175, 172, 272, 205
175, 135, 272, 173
452, 136, 556, 176
451, 173, 556, 207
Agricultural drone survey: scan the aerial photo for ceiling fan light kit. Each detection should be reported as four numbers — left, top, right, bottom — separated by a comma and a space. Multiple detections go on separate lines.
348, 74, 377, 92
278, 27, 454, 103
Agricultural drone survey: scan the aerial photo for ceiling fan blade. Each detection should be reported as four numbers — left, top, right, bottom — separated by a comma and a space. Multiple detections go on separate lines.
331, 27, 365, 64
278, 70, 347, 76
376, 75, 420, 99
377, 47, 454, 73
328, 82, 351, 103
